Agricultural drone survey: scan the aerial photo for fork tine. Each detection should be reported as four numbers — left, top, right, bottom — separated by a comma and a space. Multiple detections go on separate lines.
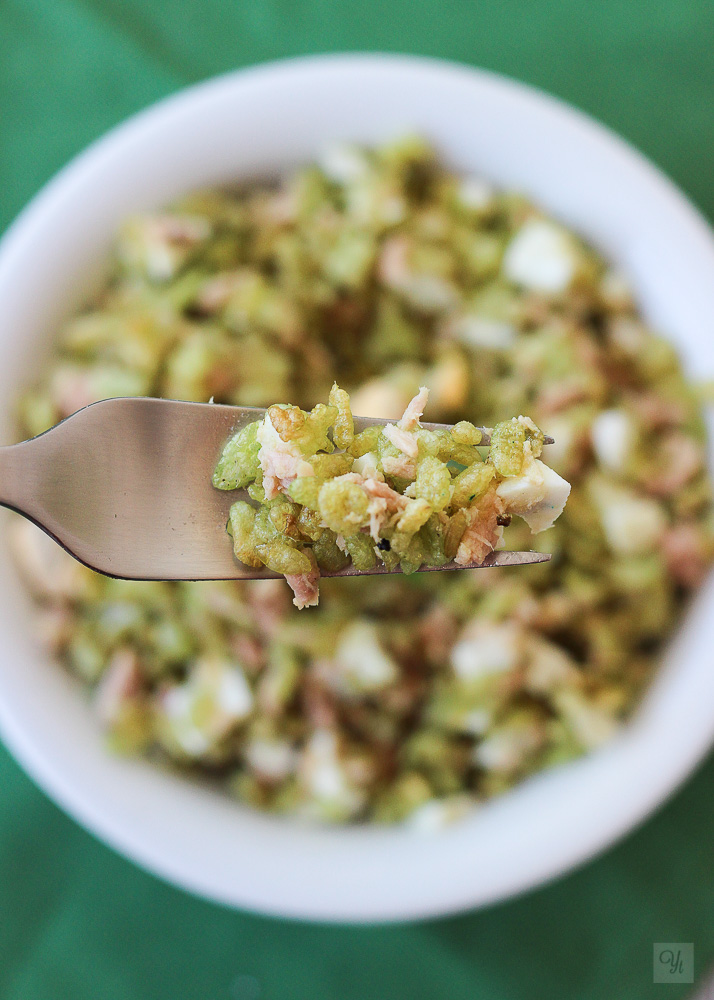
353, 416, 554, 447
321, 550, 551, 578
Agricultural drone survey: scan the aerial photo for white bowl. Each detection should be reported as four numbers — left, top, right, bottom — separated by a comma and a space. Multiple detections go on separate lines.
1, 54, 714, 923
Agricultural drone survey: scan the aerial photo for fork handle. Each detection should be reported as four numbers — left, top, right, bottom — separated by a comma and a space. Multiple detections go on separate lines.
0, 426, 100, 559
0, 440, 38, 517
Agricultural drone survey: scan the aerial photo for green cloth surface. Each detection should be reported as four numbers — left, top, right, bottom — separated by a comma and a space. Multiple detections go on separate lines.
2, 1, 714, 996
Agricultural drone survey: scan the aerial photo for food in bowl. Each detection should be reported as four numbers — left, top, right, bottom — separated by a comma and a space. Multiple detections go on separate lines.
214, 385, 570, 607
10, 137, 713, 825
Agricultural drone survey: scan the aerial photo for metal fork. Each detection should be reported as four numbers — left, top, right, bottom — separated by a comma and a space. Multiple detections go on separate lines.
0, 398, 551, 580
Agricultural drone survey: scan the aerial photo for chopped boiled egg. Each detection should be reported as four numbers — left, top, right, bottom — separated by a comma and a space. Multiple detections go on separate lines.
503, 219, 581, 294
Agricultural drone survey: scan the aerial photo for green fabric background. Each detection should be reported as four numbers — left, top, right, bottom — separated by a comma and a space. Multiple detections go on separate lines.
1, 1, 714, 997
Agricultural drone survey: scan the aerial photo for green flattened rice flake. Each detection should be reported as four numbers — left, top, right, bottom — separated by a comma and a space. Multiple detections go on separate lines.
229, 502, 262, 568
343, 533, 377, 571
247, 478, 266, 503
312, 531, 351, 572
328, 383, 354, 449
268, 498, 302, 539
288, 476, 321, 510
374, 772, 433, 824
304, 403, 338, 453
296, 507, 324, 540
318, 480, 369, 535
452, 421, 483, 446
396, 498, 433, 534
490, 418, 528, 476
308, 453, 354, 478
367, 296, 422, 364
417, 428, 449, 459
67, 632, 105, 683
256, 540, 312, 576
106, 701, 153, 756
257, 644, 302, 716
323, 230, 376, 289
450, 463, 495, 509
420, 515, 448, 566
162, 329, 238, 402
393, 535, 426, 575
415, 456, 452, 511
444, 509, 470, 559
267, 404, 306, 442
212, 420, 261, 490
449, 444, 484, 467
349, 425, 382, 457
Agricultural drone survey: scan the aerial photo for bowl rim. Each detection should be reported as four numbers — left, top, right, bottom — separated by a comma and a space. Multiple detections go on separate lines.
1, 52, 714, 923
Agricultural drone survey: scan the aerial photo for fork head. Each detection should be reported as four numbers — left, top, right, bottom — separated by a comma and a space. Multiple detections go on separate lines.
0, 398, 550, 580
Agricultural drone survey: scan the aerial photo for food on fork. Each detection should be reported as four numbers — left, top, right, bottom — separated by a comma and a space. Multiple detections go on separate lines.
214, 386, 570, 607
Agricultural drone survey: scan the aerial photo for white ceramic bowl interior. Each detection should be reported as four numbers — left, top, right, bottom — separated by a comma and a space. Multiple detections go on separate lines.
1, 54, 714, 923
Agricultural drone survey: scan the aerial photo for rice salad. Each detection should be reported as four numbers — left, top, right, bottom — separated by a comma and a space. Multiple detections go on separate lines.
11, 137, 713, 825
214, 386, 569, 608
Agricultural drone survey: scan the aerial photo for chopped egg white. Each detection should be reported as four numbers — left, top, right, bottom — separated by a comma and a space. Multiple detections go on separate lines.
256, 410, 296, 454
402, 274, 459, 313
503, 219, 580, 294
520, 463, 572, 532
159, 656, 253, 758
245, 738, 297, 781
161, 685, 210, 756
462, 709, 493, 736
216, 664, 254, 718
451, 622, 521, 681
592, 481, 666, 555
591, 409, 635, 473
458, 176, 495, 210
448, 314, 517, 350
525, 638, 580, 694
299, 730, 364, 816
318, 143, 370, 185
407, 795, 474, 832
496, 456, 571, 532
331, 620, 399, 695
257, 409, 315, 499
472, 723, 541, 773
